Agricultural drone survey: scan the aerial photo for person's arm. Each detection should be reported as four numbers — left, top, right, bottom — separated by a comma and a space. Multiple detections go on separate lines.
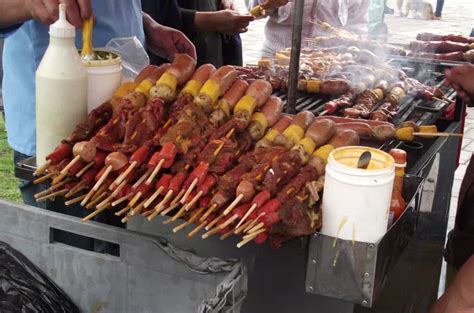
142, 11, 196, 61
0, 0, 30, 28
430, 256, 474, 313
193, 10, 254, 35
0, 0, 91, 28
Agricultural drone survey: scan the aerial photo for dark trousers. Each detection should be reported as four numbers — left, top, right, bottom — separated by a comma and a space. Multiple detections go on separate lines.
13, 151, 123, 254
445, 154, 474, 270
435, 0, 444, 17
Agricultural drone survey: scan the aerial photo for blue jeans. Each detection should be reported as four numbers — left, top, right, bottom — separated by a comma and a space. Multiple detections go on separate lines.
435, 0, 444, 17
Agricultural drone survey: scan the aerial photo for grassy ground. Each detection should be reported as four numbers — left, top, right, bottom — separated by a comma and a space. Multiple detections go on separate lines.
0, 114, 21, 202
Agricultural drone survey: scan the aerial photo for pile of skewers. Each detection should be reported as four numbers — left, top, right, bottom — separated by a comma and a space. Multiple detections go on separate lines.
32, 50, 457, 248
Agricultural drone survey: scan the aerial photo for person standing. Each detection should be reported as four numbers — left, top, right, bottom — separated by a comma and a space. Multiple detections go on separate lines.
434, 0, 445, 19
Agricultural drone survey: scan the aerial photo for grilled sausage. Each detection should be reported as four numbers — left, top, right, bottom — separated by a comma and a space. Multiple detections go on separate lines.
328, 129, 360, 148
105, 152, 128, 171
180, 64, 216, 98
416, 33, 474, 44
273, 111, 315, 149
195, 66, 238, 111
248, 96, 283, 141
409, 41, 474, 53
256, 115, 293, 148
72, 141, 96, 163
304, 119, 337, 147
165, 54, 197, 85
209, 79, 248, 127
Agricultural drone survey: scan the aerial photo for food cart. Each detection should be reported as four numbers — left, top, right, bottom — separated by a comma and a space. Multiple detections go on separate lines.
3, 1, 471, 312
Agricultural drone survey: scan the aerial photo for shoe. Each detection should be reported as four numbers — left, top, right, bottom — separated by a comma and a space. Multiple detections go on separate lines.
433, 15, 441, 20
394, 9, 402, 17
407, 10, 416, 19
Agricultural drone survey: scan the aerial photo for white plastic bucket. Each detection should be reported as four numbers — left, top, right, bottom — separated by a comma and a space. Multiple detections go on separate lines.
82, 50, 122, 112
321, 146, 395, 243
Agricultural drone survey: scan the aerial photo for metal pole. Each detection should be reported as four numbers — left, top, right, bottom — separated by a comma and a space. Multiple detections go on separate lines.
286, 0, 305, 114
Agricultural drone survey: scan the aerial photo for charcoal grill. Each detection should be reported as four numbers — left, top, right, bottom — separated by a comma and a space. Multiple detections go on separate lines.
13, 56, 466, 313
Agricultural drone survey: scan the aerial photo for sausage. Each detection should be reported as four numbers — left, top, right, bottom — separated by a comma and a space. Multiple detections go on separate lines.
134, 65, 161, 84
197, 175, 217, 195
233, 203, 252, 219
93, 152, 107, 169
148, 142, 177, 169
335, 122, 373, 138
185, 162, 209, 187
191, 64, 216, 84
236, 180, 256, 203
308, 155, 326, 176
81, 168, 100, 187
248, 96, 283, 141
105, 152, 128, 171
273, 111, 315, 149
209, 79, 248, 126
304, 119, 337, 147
156, 174, 173, 194
130, 145, 150, 165
46, 143, 72, 165
409, 41, 473, 53
195, 66, 238, 110
408, 51, 465, 61
416, 33, 474, 44
251, 190, 271, 208
245, 80, 273, 107
211, 190, 230, 209
135, 182, 153, 195
165, 54, 197, 85
256, 115, 293, 149
372, 124, 396, 141
72, 141, 96, 163
169, 172, 187, 193
320, 79, 351, 95
121, 91, 146, 109
328, 129, 360, 148
69, 160, 87, 176
293, 111, 315, 129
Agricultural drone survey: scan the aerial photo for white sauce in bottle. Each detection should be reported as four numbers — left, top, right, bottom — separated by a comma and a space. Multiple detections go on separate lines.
35, 4, 87, 164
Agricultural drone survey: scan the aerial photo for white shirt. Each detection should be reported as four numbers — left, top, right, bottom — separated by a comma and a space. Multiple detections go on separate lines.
246, 0, 370, 57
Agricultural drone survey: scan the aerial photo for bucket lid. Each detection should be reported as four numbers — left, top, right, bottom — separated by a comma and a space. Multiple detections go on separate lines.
328, 146, 395, 175
49, 4, 75, 38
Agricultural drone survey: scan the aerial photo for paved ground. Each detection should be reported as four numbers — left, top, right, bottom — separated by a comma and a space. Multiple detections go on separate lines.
235, 0, 473, 294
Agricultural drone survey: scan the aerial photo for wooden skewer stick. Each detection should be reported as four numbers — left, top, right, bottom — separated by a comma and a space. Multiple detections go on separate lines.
246, 222, 265, 235
65, 194, 86, 206
183, 190, 203, 212
237, 232, 260, 248
34, 179, 71, 199
33, 172, 54, 185
147, 190, 174, 221
234, 203, 257, 230
171, 206, 188, 222
86, 192, 108, 209
36, 188, 68, 202
127, 192, 143, 209
81, 204, 110, 223
112, 161, 137, 188
223, 194, 244, 216
319, 109, 329, 116
234, 220, 254, 235
143, 186, 164, 208
60, 155, 81, 175
201, 227, 221, 239
205, 214, 223, 231
51, 171, 68, 186
129, 199, 146, 217
213, 140, 226, 157
199, 203, 218, 223
414, 132, 463, 138
115, 205, 131, 217
244, 227, 266, 240
220, 228, 235, 241
172, 207, 206, 232
65, 182, 85, 198
132, 167, 153, 189
81, 165, 112, 206
242, 212, 266, 233
34, 160, 51, 176
141, 209, 154, 218
225, 127, 235, 138
146, 159, 165, 185
160, 199, 181, 216
205, 215, 239, 237
112, 194, 130, 207
432, 96, 450, 103
75, 161, 94, 178
187, 220, 207, 238
180, 178, 198, 204
97, 180, 127, 210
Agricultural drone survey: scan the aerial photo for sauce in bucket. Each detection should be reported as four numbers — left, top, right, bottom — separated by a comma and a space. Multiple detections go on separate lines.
321, 146, 395, 243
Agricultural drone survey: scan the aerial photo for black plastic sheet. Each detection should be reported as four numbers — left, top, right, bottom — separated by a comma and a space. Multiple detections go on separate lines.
0, 241, 79, 313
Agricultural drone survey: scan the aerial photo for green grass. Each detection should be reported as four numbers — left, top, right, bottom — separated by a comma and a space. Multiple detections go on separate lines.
0, 114, 21, 202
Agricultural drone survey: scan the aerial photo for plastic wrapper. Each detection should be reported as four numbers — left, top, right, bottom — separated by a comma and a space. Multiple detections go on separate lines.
105, 36, 150, 81
0, 241, 79, 313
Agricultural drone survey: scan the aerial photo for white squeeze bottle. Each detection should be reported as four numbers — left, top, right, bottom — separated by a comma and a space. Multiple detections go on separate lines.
36, 4, 87, 164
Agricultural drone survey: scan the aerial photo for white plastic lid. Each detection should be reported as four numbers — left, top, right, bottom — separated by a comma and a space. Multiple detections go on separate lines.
49, 4, 75, 38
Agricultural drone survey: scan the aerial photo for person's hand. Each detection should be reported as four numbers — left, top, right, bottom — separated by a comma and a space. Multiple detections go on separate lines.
220, 0, 237, 11
444, 64, 474, 102
197, 10, 254, 35
261, 0, 290, 10
24, 0, 92, 26
144, 16, 196, 62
